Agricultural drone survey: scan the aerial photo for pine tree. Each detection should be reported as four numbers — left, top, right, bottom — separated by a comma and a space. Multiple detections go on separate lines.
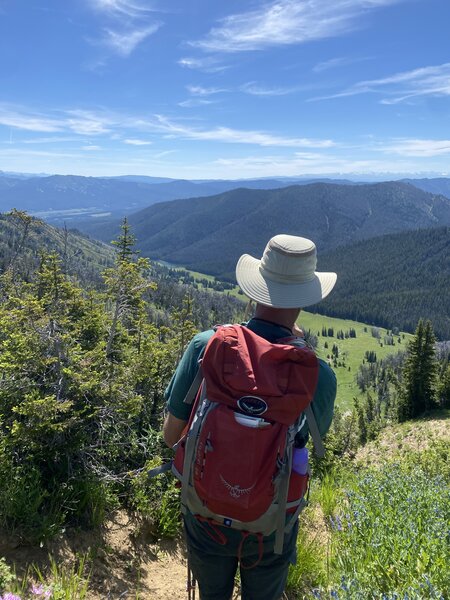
438, 363, 450, 408
398, 319, 438, 421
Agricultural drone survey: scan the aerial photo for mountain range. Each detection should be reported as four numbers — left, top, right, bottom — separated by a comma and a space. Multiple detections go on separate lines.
77, 181, 450, 280
2, 171, 450, 227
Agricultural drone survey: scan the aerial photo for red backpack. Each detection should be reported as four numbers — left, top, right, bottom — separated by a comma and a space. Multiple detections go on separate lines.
172, 324, 324, 557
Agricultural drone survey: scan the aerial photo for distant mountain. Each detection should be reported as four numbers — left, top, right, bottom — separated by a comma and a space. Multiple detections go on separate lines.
404, 177, 450, 199
0, 212, 114, 285
0, 170, 50, 179
0, 174, 175, 219
80, 181, 450, 280
316, 226, 450, 340
0, 173, 360, 226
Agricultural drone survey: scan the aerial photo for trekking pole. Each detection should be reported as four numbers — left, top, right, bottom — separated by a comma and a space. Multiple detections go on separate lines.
186, 560, 197, 600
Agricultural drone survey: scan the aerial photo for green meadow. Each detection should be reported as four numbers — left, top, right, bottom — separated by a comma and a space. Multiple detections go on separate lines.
298, 312, 413, 411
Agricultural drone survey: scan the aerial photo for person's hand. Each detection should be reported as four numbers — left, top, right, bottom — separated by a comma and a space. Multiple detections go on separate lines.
293, 324, 304, 338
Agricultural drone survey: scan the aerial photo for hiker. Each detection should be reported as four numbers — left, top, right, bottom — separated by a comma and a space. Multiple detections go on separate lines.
163, 234, 337, 600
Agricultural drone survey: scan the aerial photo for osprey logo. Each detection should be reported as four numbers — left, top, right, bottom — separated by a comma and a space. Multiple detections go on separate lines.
237, 395, 268, 416
220, 475, 255, 498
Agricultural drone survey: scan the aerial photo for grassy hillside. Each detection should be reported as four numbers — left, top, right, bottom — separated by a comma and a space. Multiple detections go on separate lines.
285, 413, 450, 599
298, 312, 413, 411
355, 410, 450, 466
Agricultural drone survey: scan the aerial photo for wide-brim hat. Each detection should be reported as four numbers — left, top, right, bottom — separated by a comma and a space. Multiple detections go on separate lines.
235, 234, 337, 309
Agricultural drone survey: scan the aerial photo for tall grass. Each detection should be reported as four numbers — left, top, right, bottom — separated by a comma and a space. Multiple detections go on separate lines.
0, 555, 90, 600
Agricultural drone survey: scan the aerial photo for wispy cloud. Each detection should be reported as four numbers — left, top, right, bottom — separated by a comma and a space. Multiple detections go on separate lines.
82, 145, 101, 150
312, 62, 450, 103
379, 138, 450, 157
2, 104, 335, 149
178, 56, 229, 73
178, 99, 216, 108
153, 149, 177, 158
124, 138, 152, 145
313, 56, 372, 73
0, 105, 114, 135
23, 136, 83, 144
65, 109, 112, 134
179, 86, 225, 109
211, 151, 421, 178
99, 23, 160, 56
186, 85, 226, 96
190, 0, 404, 53
150, 114, 335, 148
86, 0, 161, 56
88, 0, 156, 19
240, 81, 300, 96
0, 105, 63, 132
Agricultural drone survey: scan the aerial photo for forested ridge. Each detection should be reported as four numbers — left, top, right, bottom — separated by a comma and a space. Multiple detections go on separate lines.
79, 181, 450, 279
0, 211, 114, 286
315, 226, 450, 340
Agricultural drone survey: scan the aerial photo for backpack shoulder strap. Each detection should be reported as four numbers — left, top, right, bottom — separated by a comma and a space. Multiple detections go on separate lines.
278, 334, 325, 457
183, 325, 232, 405
183, 361, 204, 405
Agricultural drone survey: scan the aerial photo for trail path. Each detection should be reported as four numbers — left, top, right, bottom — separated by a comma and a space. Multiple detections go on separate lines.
2, 512, 242, 599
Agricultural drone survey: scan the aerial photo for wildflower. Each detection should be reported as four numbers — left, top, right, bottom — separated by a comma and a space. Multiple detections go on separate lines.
31, 585, 45, 596
1, 594, 22, 600
30, 585, 51, 598
340, 576, 349, 592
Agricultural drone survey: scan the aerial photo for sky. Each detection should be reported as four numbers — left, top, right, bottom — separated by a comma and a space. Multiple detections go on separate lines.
1, 0, 450, 180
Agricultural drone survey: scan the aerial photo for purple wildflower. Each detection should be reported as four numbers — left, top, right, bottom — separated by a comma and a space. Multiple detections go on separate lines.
1, 594, 22, 600
31, 585, 45, 596
30, 584, 52, 598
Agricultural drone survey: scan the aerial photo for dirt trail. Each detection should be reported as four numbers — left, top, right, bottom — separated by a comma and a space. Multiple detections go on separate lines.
1, 512, 189, 599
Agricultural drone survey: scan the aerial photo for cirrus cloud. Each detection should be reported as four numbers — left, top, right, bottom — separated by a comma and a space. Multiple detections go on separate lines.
189, 0, 405, 53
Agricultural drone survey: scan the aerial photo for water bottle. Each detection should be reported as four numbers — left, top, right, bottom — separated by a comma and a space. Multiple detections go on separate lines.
292, 447, 309, 475
288, 447, 309, 504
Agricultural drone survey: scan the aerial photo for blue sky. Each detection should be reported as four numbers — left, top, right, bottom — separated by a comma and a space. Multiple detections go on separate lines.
1, 0, 450, 179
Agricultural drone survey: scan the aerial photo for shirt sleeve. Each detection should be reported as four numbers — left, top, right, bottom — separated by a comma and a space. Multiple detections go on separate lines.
312, 359, 337, 437
164, 330, 213, 421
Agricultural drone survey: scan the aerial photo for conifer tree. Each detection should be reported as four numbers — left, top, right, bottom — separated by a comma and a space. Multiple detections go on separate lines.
398, 319, 438, 421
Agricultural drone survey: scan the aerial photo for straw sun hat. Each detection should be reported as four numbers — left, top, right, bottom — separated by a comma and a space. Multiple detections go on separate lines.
235, 234, 337, 309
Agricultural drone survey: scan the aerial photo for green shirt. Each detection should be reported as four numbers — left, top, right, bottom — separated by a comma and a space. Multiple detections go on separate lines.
165, 318, 337, 441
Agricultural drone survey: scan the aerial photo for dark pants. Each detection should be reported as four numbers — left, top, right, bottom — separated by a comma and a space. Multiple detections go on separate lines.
184, 513, 298, 600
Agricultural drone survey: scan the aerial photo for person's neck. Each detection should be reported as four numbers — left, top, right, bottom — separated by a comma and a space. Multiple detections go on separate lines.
253, 305, 301, 331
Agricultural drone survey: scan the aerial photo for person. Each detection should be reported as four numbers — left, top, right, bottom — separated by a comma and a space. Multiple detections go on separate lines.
163, 234, 337, 600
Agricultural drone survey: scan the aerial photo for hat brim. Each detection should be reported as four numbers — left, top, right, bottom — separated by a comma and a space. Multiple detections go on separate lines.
236, 254, 337, 309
